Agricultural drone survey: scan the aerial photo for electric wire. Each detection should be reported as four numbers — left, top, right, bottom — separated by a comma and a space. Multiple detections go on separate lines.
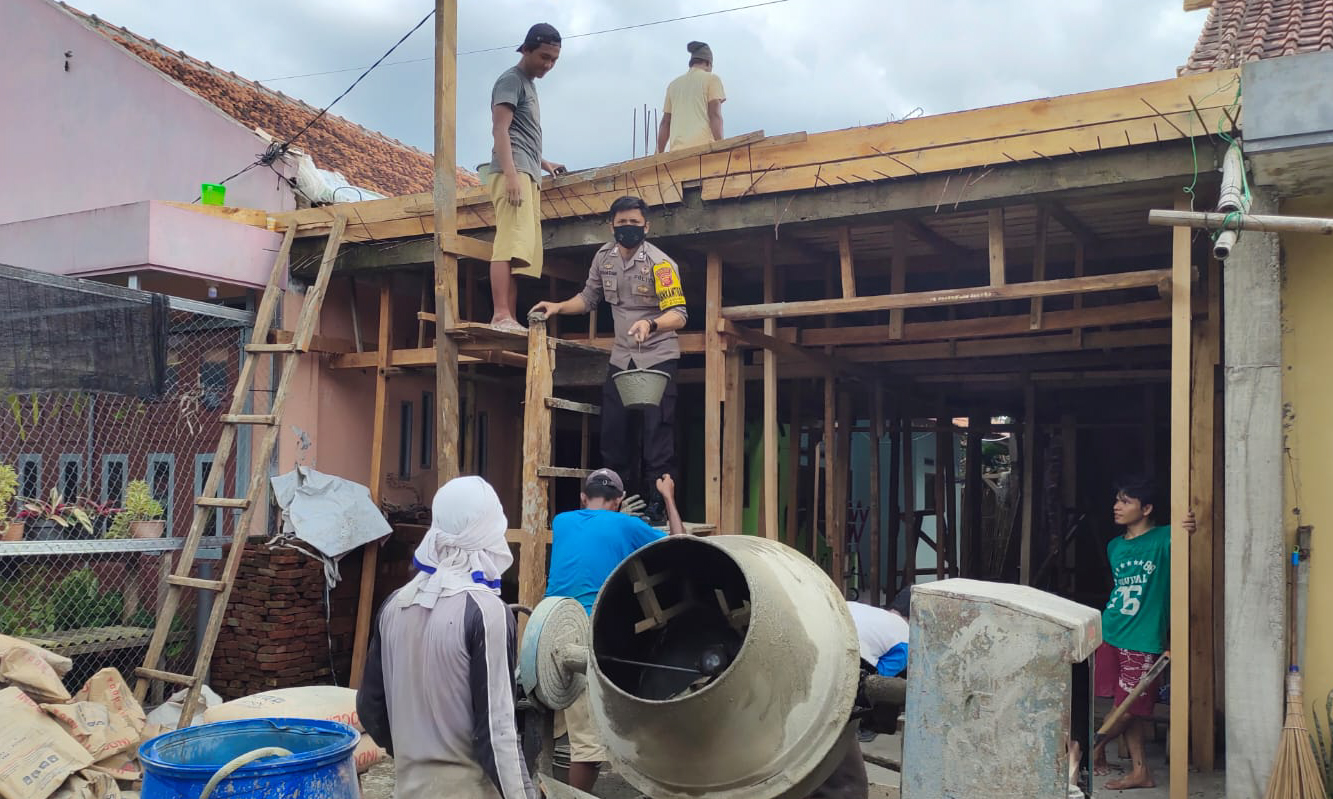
259, 0, 793, 83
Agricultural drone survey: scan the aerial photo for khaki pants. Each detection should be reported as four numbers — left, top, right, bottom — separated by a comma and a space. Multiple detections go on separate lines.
553, 691, 606, 763
486, 171, 543, 278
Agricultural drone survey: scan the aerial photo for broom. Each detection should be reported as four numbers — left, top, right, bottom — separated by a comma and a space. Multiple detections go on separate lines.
1262, 549, 1328, 799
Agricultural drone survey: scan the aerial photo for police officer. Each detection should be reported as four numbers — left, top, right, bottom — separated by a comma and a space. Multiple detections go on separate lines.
530, 195, 687, 523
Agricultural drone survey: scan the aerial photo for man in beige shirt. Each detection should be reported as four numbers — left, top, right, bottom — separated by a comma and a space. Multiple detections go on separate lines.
657, 41, 726, 153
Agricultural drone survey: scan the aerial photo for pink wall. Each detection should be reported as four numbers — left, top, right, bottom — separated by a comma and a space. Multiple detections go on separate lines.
0, 202, 282, 287
0, 0, 295, 226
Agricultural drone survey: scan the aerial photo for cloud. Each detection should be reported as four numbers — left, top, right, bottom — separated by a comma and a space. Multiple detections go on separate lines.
66, 0, 1207, 174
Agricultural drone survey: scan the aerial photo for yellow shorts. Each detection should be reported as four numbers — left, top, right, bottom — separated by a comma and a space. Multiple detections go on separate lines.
486, 171, 543, 279
553, 691, 606, 763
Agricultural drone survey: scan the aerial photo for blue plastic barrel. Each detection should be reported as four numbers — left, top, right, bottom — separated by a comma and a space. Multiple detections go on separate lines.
140, 718, 360, 799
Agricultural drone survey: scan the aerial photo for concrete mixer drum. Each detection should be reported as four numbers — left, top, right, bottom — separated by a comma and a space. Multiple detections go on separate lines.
587, 535, 861, 799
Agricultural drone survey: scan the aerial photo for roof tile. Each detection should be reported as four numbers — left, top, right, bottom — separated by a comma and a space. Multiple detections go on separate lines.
1183, 0, 1333, 73
55, 2, 478, 197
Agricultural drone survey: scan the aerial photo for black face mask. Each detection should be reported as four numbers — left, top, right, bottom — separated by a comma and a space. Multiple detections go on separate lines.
613, 224, 646, 249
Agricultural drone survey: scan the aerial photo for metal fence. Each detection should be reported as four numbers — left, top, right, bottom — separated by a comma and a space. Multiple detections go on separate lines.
1, 283, 253, 690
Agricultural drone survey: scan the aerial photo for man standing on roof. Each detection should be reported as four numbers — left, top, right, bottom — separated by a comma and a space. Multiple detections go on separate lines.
487, 23, 567, 333
530, 196, 688, 524
657, 41, 726, 153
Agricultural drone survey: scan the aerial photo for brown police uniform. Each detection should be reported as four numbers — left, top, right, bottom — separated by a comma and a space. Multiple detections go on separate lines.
576, 240, 688, 494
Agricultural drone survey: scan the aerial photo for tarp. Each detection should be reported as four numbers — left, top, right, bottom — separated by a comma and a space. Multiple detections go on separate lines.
269, 466, 392, 587
0, 264, 167, 396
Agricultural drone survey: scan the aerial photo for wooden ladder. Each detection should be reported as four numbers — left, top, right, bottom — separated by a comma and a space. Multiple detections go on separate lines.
133, 216, 347, 719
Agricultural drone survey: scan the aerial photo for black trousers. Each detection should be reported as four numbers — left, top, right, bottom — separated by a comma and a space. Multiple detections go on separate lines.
601, 358, 678, 494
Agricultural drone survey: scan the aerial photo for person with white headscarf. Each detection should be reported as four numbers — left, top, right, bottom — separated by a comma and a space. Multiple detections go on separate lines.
357, 476, 536, 799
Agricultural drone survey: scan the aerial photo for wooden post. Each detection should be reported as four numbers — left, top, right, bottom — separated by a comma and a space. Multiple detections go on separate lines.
902, 416, 917, 590
934, 423, 948, 581
988, 208, 1007, 287
838, 226, 856, 299
786, 381, 802, 547
433, 0, 461, 480
890, 221, 908, 339
1169, 197, 1191, 798
721, 346, 745, 533
943, 421, 958, 578
868, 385, 884, 605
833, 389, 851, 595
704, 251, 724, 527
762, 239, 779, 539
888, 413, 902, 592
1029, 206, 1049, 329
519, 317, 554, 611
349, 279, 392, 688
1189, 256, 1219, 772
823, 373, 836, 575
1019, 383, 1036, 585
1060, 411, 1077, 587
964, 414, 984, 578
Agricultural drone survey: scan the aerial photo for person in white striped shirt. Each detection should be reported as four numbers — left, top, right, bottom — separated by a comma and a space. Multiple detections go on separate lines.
357, 476, 536, 799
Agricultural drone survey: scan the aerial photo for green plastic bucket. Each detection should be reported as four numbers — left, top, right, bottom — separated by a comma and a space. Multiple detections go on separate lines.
200, 183, 227, 206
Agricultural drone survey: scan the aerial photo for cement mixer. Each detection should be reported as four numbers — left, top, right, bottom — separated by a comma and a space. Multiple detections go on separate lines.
518, 534, 905, 799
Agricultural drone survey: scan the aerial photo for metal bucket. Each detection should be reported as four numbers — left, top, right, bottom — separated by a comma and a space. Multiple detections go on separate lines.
611, 368, 669, 410
140, 718, 359, 799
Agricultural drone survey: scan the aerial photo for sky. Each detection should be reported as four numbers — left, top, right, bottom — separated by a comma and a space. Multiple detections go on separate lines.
67, 0, 1209, 173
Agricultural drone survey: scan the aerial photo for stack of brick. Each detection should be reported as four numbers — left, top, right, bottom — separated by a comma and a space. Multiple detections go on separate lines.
211, 546, 348, 699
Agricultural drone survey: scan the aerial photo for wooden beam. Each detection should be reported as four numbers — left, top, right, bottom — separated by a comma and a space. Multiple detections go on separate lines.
349, 278, 392, 689
721, 269, 1173, 321
943, 421, 958, 579
519, 318, 554, 611
798, 299, 1174, 348
824, 374, 837, 578
1019, 383, 1036, 585
1029, 206, 1049, 330
905, 218, 971, 260
723, 321, 875, 380
964, 415, 984, 578
704, 251, 724, 527
833, 390, 851, 594
890, 221, 908, 339
1043, 200, 1100, 248
887, 412, 902, 592
901, 416, 917, 592
1189, 255, 1219, 772
838, 327, 1169, 363
869, 385, 884, 605
721, 347, 745, 533
988, 208, 1006, 287
785, 380, 802, 548
763, 240, 779, 540
838, 226, 856, 299
1071, 241, 1086, 348
1168, 196, 1191, 799
434, 0, 461, 480
1148, 208, 1333, 236
935, 422, 949, 581
269, 329, 355, 354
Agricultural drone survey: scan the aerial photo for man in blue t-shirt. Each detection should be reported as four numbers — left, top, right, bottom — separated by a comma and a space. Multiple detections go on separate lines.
544, 467, 685, 791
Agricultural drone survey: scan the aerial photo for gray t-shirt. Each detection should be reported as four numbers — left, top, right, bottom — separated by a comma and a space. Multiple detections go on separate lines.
489, 66, 542, 181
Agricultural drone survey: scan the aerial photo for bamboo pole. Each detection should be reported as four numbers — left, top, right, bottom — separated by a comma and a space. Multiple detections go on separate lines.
433, 0, 461, 478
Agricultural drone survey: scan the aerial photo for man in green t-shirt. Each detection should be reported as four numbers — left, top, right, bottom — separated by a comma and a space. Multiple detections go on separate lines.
1091, 475, 1195, 790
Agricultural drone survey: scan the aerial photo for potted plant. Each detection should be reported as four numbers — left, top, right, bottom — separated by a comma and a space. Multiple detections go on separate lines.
108, 480, 165, 539
18, 490, 94, 540
0, 465, 19, 541
77, 497, 122, 538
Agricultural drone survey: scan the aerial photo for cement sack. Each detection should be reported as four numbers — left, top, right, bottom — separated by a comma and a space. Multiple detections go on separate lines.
47, 772, 119, 799
0, 637, 72, 704
143, 686, 221, 732
83, 754, 137, 785
203, 686, 384, 773
42, 670, 146, 763
0, 687, 94, 799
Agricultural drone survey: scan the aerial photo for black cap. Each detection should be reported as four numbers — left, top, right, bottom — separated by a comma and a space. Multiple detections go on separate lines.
518, 23, 561, 53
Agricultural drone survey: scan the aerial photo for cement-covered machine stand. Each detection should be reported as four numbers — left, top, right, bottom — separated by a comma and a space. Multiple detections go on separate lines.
902, 579, 1101, 799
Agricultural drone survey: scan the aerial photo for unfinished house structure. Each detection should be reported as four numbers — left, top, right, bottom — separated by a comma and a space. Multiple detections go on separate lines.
176, 64, 1241, 796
